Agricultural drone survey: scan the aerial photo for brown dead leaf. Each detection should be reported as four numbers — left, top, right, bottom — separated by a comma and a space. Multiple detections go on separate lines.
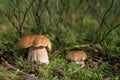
92, 43, 102, 51
88, 59, 100, 69
109, 61, 120, 69
103, 77, 111, 80
25, 74, 37, 80
53, 67, 66, 77
2, 41, 9, 45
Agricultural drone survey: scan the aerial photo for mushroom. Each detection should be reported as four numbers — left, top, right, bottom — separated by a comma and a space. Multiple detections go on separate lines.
66, 51, 87, 68
18, 34, 51, 64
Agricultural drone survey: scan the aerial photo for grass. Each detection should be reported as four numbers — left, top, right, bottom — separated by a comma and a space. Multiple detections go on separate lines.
0, 51, 119, 80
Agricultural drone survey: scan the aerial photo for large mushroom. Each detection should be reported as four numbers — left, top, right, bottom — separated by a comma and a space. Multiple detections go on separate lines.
66, 51, 87, 68
18, 34, 51, 64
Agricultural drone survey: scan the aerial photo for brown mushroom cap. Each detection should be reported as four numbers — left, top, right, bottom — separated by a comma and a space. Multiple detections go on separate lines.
33, 35, 51, 51
18, 34, 37, 48
66, 51, 87, 62
18, 34, 51, 51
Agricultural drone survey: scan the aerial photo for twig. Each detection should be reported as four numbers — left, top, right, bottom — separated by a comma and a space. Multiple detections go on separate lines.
1, 58, 29, 76
19, 0, 34, 36
100, 0, 113, 29
71, 0, 83, 14
5, 10, 19, 31
86, 0, 111, 29
100, 23, 120, 42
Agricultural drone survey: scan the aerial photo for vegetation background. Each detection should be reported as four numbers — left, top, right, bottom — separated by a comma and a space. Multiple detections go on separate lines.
0, 0, 120, 80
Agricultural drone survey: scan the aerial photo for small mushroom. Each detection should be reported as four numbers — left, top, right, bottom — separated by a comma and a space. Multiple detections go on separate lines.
18, 34, 51, 64
66, 51, 87, 68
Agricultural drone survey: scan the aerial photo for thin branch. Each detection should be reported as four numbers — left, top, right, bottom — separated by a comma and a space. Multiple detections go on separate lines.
86, 0, 110, 29
70, 0, 83, 14
39, 0, 49, 20
35, 0, 42, 16
31, 1, 41, 34
1, 58, 29, 76
110, 8, 120, 27
80, 6, 89, 29
100, 23, 120, 42
19, 0, 34, 35
5, 10, 19, 30
100, 0, 113, 29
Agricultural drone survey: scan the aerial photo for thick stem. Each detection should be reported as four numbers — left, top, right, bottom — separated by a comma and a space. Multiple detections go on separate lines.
28, 47, 49, 64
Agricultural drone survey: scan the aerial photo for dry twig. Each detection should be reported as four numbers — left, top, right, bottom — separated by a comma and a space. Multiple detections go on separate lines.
1, 58, 29, 76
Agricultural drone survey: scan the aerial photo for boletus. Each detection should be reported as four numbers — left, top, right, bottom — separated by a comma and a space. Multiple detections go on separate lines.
18, 34, 51, 64
66, 51, 87, 68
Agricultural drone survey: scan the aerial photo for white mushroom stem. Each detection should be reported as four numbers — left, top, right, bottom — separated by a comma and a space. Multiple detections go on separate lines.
28, 47, 49, 64
75, 60, 85, 68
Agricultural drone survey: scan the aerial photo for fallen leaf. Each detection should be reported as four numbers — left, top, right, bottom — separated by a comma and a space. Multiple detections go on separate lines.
88, 59, 100, 69
25, 74, 37, 80
53, 67, 66, 77
103, 77, 111, 80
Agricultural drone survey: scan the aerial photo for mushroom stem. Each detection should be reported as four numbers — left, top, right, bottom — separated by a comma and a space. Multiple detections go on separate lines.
75, 61, 85, 68
80, 61, 85, 68
28, 47, 49, 64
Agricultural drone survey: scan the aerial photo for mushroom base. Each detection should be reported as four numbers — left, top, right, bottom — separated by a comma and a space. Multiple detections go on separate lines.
28, 47, 49, 64
75, 61, 85, 68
